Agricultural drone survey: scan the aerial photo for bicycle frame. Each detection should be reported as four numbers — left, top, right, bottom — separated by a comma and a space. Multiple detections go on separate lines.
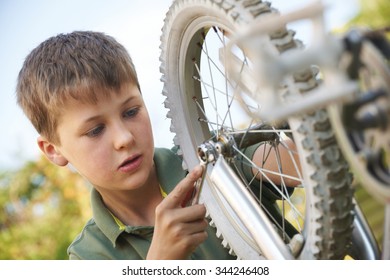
211, 155, 294, 259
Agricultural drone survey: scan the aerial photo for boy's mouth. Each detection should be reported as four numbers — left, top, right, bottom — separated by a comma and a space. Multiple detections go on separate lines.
118, 155, 142, 172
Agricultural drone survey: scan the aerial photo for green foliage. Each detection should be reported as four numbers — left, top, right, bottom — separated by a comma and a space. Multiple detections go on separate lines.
354, 184, 385, 249
350, 0, 390, 29
0, 156, 91, 259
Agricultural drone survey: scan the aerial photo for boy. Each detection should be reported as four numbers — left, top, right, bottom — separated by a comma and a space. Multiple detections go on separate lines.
16, 31, 299, 259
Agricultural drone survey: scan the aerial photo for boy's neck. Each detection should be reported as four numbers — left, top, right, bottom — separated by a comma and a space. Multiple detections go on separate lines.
98, 166, 162, 227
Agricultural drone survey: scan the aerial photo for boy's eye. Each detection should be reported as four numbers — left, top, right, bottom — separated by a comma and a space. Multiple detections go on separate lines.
123, 107, 139, 118
86, 125, 104, 138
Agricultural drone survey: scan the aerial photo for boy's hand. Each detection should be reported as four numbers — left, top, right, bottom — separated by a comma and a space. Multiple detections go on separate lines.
146, 165, 208, 260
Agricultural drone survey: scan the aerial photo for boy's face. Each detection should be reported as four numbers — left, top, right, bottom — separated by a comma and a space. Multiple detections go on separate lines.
41, 83, 155, 193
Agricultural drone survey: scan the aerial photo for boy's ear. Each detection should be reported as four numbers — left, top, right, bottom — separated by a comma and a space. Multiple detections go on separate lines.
37, 136, 68, 166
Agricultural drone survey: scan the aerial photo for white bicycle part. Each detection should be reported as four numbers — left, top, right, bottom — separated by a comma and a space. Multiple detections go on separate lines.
160, 0, 354, 259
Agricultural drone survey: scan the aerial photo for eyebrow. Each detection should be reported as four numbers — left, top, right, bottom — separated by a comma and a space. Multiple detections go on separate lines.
81, 96, 139, 125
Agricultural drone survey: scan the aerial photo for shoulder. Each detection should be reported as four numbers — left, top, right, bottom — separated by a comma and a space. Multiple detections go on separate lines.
154, 146, 181, 160
154, 147, 187, 194
154, 147, 185, 174
67, 219, 115, 260
68, 219, 105, 259
68, 219, 148, 260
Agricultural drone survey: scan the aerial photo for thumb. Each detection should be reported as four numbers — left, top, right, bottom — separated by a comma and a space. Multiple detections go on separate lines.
163, 165, 203, 208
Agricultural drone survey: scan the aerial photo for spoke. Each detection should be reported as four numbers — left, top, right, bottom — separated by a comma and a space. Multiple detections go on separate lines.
273, 144, 303, 231
203, 31, 220, 138
192, 75, 259, 111
193, 60, 226, 127
232, 163, 290, 237
212, 26, 226, 45
228, 129, 294, 135
234, 147, 303, 189
220, 29, 235, 131
197, 116, 235, 131
284, 148, 303, 183
201, 27, 259, 132
192, 97, 217, 133
233, 146, 304, 220
199, 34, 232, 84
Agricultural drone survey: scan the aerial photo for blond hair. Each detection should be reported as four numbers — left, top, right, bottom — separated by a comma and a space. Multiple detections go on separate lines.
17, 31, 140, 144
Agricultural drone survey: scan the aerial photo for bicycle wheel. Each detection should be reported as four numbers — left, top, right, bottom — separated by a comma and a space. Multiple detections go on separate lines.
328, 40, 390, 203
160, 0, 353, 259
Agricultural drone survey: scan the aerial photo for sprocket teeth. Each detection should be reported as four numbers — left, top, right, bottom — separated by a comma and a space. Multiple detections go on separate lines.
181, 161, 188, 170
221, 239, 230, 249
209, 220, 216, 228
229, 248, 237, 257
215, 228, 223, 239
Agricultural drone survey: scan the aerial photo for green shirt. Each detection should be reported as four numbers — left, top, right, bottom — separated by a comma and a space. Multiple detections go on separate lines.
67, 147, 235, 260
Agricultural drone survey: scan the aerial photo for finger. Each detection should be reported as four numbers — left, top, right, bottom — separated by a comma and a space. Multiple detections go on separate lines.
181, 187, 196, 208
189, 164, 206, 206
163, 165, 203, 208
185, 218, 209, 234
187, 230, 208, 250
174, 204, 207, 223
176, 220, 209, 250
171, 216, 208, 236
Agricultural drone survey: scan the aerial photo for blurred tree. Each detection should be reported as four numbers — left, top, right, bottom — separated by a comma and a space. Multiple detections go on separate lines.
349, 0, 390, 29
0, 155, 91, 259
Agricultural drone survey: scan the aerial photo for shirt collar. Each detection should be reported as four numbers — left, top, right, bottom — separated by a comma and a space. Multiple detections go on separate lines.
91, 188, 124, 247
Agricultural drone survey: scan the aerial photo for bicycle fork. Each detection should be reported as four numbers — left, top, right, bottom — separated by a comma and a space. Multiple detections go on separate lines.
196, 134, 297, 259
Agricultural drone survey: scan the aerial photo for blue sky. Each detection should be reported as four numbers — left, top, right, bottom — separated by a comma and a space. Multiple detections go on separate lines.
0, 0, 359, 170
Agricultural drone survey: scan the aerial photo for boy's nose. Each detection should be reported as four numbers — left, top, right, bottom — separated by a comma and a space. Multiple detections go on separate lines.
112, 122, 134, 150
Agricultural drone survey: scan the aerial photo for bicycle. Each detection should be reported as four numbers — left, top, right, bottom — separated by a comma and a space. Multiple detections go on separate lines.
159, 0, 389, 259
